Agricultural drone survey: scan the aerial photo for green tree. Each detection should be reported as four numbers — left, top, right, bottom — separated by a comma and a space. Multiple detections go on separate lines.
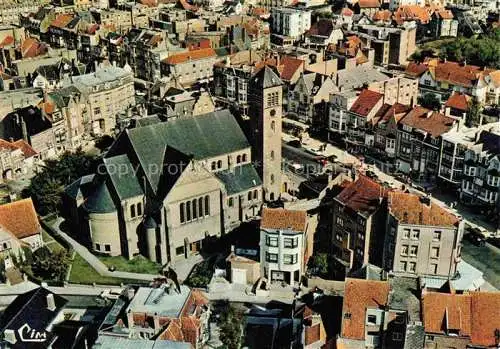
23, 149, 96, 215
219, 302, 244, 349
30, 247, 70, 281
466, 99, 482, 127
418, 93, 441, 110
309, 253, 329, 276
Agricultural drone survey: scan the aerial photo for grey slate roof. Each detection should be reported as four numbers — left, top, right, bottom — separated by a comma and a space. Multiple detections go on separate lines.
388, 276, 421, 322
336, 65, 389, 91
215, 163, 262, 195
104, 155, 143, 200
83, 181, 117, 213
92, 335, 192, 349
65, 174, 95, 200
251, 65, 283, 88
124, 109, 250, 190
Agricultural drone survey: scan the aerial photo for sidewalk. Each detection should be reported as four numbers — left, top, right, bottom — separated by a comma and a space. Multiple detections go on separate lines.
51, 217, 160, 282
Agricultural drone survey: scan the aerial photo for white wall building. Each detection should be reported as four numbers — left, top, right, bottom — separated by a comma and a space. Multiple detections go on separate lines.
271, 7, 312, 40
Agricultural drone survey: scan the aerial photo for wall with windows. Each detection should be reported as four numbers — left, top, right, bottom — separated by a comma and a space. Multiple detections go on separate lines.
223, 187, 262, 231
259, 227, 305, 285
122, 196, 144, 257
206, 147, 252, 173
386, 218, 463, 278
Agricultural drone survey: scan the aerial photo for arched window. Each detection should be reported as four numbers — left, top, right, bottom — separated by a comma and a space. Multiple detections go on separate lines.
242, 154, 247, 162
270, 151, 275, 160
217, 160, 222, 169
137, 202, 142, 216
271, 120, 275, 132
236, 155, 241, 164
192, 199, 197, 219
186, 201, 191, 221
248, 191, 252, 201
205, 195, 210, 216
198, 197, 203, 218
270, 192, 275, 201
130, 204, 136, 218
270, 174, 275, 184
253, 189, 258, 199
228, 197, 233, 207
211, 161, 216, 170
180, 203, 185, 223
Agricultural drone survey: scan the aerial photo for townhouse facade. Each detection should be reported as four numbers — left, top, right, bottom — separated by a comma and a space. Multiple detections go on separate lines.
383, 192, 464, 278
161, 48, 219, 87
259, 208, 309, 285
271, 7, 312, 40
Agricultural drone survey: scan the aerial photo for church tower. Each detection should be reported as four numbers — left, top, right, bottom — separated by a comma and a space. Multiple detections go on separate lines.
248, 66, 283, 202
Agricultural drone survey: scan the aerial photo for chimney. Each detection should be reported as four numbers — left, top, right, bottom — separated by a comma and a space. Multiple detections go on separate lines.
46, 293, 56, 311
127, 287, 135, 300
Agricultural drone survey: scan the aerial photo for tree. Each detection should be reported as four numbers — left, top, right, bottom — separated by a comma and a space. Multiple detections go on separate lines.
219, 301, 244, 349
30, 247, 70, 281
418, 93, 441, 111
466, 98, 482, 127
23, 149, 96, 215
309, 253, 329, 276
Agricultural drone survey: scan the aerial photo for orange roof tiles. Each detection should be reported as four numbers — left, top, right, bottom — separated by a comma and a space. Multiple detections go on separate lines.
358, 0, 380, 8
388, 192, 459, 227
51, 14, 74, 28
373, 9, 392, 21
261, 208, 307, 232
437, 9, 454, 19
405, 62, 429, 77
340, 7, 354, 16
0, 139, 37, 158
0, 36, 14, 48
400, 106, 455, 137
445, 92, 470, 111
433, 61, 484, 88
0, 198, 41, 239
160, 319, 185, 342
21, 38, 43, 58
470, 292, 500, 347
394, 5, 430, 24
341, 278, 390, 340
349, 89, 383, 117
279, 56, 304, 81
336, 175, 387, 216
164, 48, 216, 65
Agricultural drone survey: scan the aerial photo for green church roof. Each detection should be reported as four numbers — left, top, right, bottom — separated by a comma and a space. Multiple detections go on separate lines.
215, 163, 262, 195
104, 155, 144, 200
83, 181, 117, 214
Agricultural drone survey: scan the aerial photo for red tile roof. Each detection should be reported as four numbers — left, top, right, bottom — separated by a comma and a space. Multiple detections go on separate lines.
336, 175, 387, 216
437, 9, 454, 19
373, 9, 392, 21
0, 139, 37, 158
388, 192, 459, 227
50, 14, 74, 28
372, 103, 411, 125
400, 106, 455, 137
470, 292, 500, 346
405, 62, 429, 77
349, 89, 383, 117
445, 92, 470, 111
307, 19, 335, 37
0, 198, 41, 239
160, 319, 185, 342
261, 208, 307, 232
394, 5, 430, 24
279, 56, 304, 81
0, 35, 14, 48
340, 7, 354, 16
358, 0, 380, 8
164, 48, 216, 65
341, 278, 390, 340
432, 60, 485, 88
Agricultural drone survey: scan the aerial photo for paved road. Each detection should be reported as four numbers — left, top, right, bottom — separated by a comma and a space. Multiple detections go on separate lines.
282, 143, 321, 179
51, 217, 161, 282
461, 239, 500, 289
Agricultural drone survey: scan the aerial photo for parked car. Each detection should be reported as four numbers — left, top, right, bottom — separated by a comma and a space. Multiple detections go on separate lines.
465, 230, 486, 246
287, 140, 301, 148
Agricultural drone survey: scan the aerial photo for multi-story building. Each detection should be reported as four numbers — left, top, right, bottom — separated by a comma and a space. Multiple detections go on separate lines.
396, 106, 456, 182
65, 109, 262, 264
461, 127, 500, 217
287, 72, 337, 125
422, 290, 500, 349
248, 66, 283, 202
271, 7, 312, 40
366, 75, 418, 107
405, 58, 500, 105
0, 139, 37, 182
331, 175, 388, 277
259, 208, 309, 285
213, 62, 255, 115
305, 19, 344, 48
0, 198, 43, 258
383, 192, 464, 278
328, 90, 357, 138
429, 10, 459, 38
126, 285, 210, 348
161, 48, 219, 87
67, 65, 135, 135
0, 0, 44, 26
353, 22, 416, 66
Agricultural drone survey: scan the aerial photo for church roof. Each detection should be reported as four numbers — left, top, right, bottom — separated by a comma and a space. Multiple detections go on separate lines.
251, 65, 283, 88
104, 155, 143, 200
215, 163, 262, 195
83, 181, 117, 214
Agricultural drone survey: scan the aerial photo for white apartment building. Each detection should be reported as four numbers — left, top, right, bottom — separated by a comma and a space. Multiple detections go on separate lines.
259, 208, 309, 285
271, 7, 312, 40
328, 90, 358, 138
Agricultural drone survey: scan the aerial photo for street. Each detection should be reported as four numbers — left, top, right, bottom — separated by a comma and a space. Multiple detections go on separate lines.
461, 239, 500, 289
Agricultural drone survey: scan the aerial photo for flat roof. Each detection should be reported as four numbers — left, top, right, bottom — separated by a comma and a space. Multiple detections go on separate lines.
126, 285, 191, 318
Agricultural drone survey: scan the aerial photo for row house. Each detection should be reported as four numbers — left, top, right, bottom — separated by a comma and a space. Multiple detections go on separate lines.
383, 191, 464, 278
304, 19, 344, 48
19, 7, 56, 39
405, 58, 500, 105
461, 128, 500, 214
395, 106, 456, 182
0, 139, 37, 182
271, 7, 312, 42
287, 72, 337, 126
0, 0, 42, 26
161, 48, 219, 87
90, 8, 133, 34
